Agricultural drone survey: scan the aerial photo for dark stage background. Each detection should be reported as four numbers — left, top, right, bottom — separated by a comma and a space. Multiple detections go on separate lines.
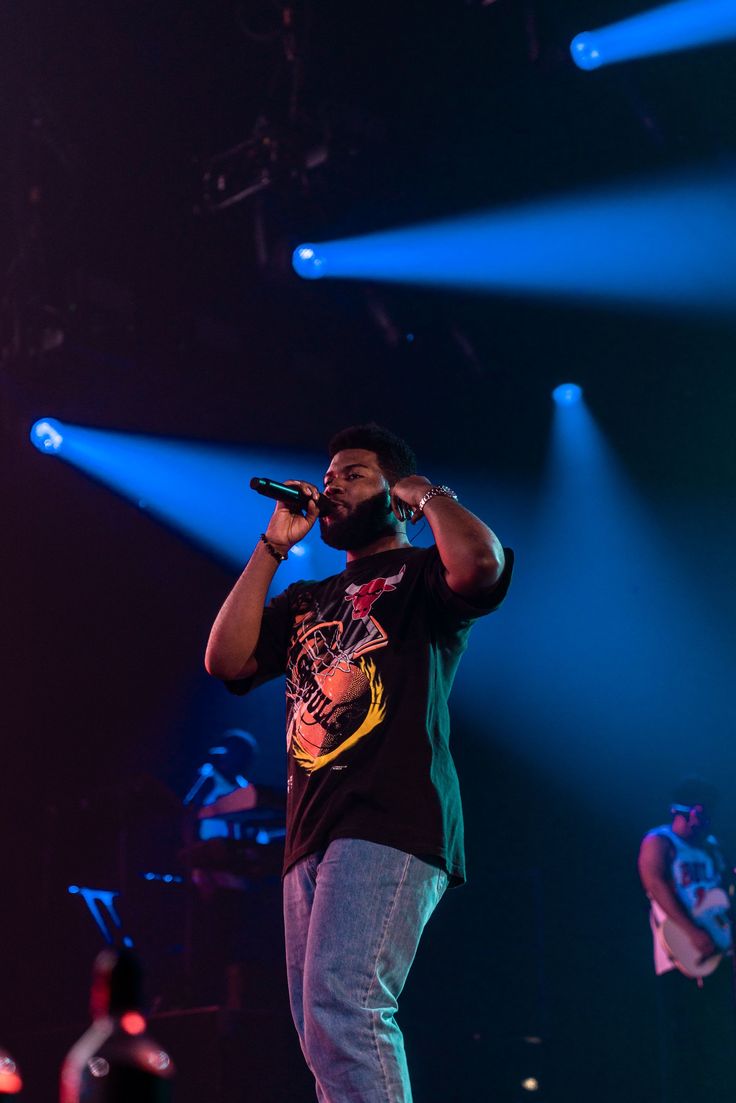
2, 2, 736, 1100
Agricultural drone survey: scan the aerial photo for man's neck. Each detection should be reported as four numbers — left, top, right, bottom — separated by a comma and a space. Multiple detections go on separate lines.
345, 531, 411, 563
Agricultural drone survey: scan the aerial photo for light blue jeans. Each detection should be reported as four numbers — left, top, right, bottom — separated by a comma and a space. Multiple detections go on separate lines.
283, 838, 449, 1103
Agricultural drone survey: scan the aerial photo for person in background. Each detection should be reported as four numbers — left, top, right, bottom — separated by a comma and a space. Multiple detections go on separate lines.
638, 777, 736, 1102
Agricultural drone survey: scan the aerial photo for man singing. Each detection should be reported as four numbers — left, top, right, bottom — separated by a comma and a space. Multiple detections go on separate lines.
205, 423, 513, 1102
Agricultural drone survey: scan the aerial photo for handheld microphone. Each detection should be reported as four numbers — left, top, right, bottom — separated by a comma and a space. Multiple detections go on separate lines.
250, 477, 334, 515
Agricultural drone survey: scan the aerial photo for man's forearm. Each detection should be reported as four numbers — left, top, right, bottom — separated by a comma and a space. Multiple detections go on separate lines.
204, 540, 282, 680
646, 876, 701, 935
422, 496, 505, 596
206, 482, 320, 680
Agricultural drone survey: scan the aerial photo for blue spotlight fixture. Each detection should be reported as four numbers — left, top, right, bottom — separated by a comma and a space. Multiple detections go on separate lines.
571, 0, 736, 71
570, 33, 603, 70
552, 383, 583, 406
31, 417, 64, 453
292, 243, 327, 279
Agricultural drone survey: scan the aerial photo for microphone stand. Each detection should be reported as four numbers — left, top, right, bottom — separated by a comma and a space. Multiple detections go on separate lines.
183, 763, 215, 807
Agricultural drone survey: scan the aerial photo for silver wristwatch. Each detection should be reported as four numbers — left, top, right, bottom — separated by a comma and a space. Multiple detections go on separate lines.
413, 485, 458, 520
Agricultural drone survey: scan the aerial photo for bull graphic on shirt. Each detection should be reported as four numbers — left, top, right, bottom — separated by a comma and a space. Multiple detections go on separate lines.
344, 565, 406, 620
286, 565, 406, 773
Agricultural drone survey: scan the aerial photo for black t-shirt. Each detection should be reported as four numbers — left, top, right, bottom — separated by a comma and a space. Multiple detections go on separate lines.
227, 544, 513, 884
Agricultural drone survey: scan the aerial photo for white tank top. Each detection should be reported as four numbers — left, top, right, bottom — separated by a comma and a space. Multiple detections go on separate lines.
647, 825, 724, 975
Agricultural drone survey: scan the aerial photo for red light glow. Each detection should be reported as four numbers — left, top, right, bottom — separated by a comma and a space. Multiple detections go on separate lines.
120, 1011, 147, 1035
0, 1070, 23, 1094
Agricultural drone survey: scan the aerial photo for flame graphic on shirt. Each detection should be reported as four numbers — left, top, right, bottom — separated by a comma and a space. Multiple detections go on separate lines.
285, 564, 406, 773
290, 657, 386, 773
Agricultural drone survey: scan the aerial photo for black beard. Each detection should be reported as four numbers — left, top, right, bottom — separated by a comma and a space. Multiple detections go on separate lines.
319, 489, 396, 550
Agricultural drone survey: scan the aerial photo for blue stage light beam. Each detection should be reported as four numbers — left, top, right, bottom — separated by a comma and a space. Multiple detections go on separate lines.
28, 418, 346, 577
292, 172, 736, 315
571, 0, 736, 71
473, 387, 733, 814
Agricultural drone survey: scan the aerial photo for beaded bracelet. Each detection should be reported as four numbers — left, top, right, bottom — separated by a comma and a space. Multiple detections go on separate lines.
260, 533, 288, 563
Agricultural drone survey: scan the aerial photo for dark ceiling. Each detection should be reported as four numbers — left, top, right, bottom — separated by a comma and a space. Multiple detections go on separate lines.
2, 0, 736, 486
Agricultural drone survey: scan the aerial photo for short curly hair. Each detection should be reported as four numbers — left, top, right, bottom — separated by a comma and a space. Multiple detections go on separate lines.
328, 423, 417, 484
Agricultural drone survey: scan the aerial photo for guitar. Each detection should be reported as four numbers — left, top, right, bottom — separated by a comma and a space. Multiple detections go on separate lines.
655, 887, 733, 979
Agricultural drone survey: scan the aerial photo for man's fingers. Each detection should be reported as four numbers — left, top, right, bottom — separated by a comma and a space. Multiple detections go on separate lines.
279, 479, 321, 512
283, 479, 320, 498
391, 493, 406, 522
